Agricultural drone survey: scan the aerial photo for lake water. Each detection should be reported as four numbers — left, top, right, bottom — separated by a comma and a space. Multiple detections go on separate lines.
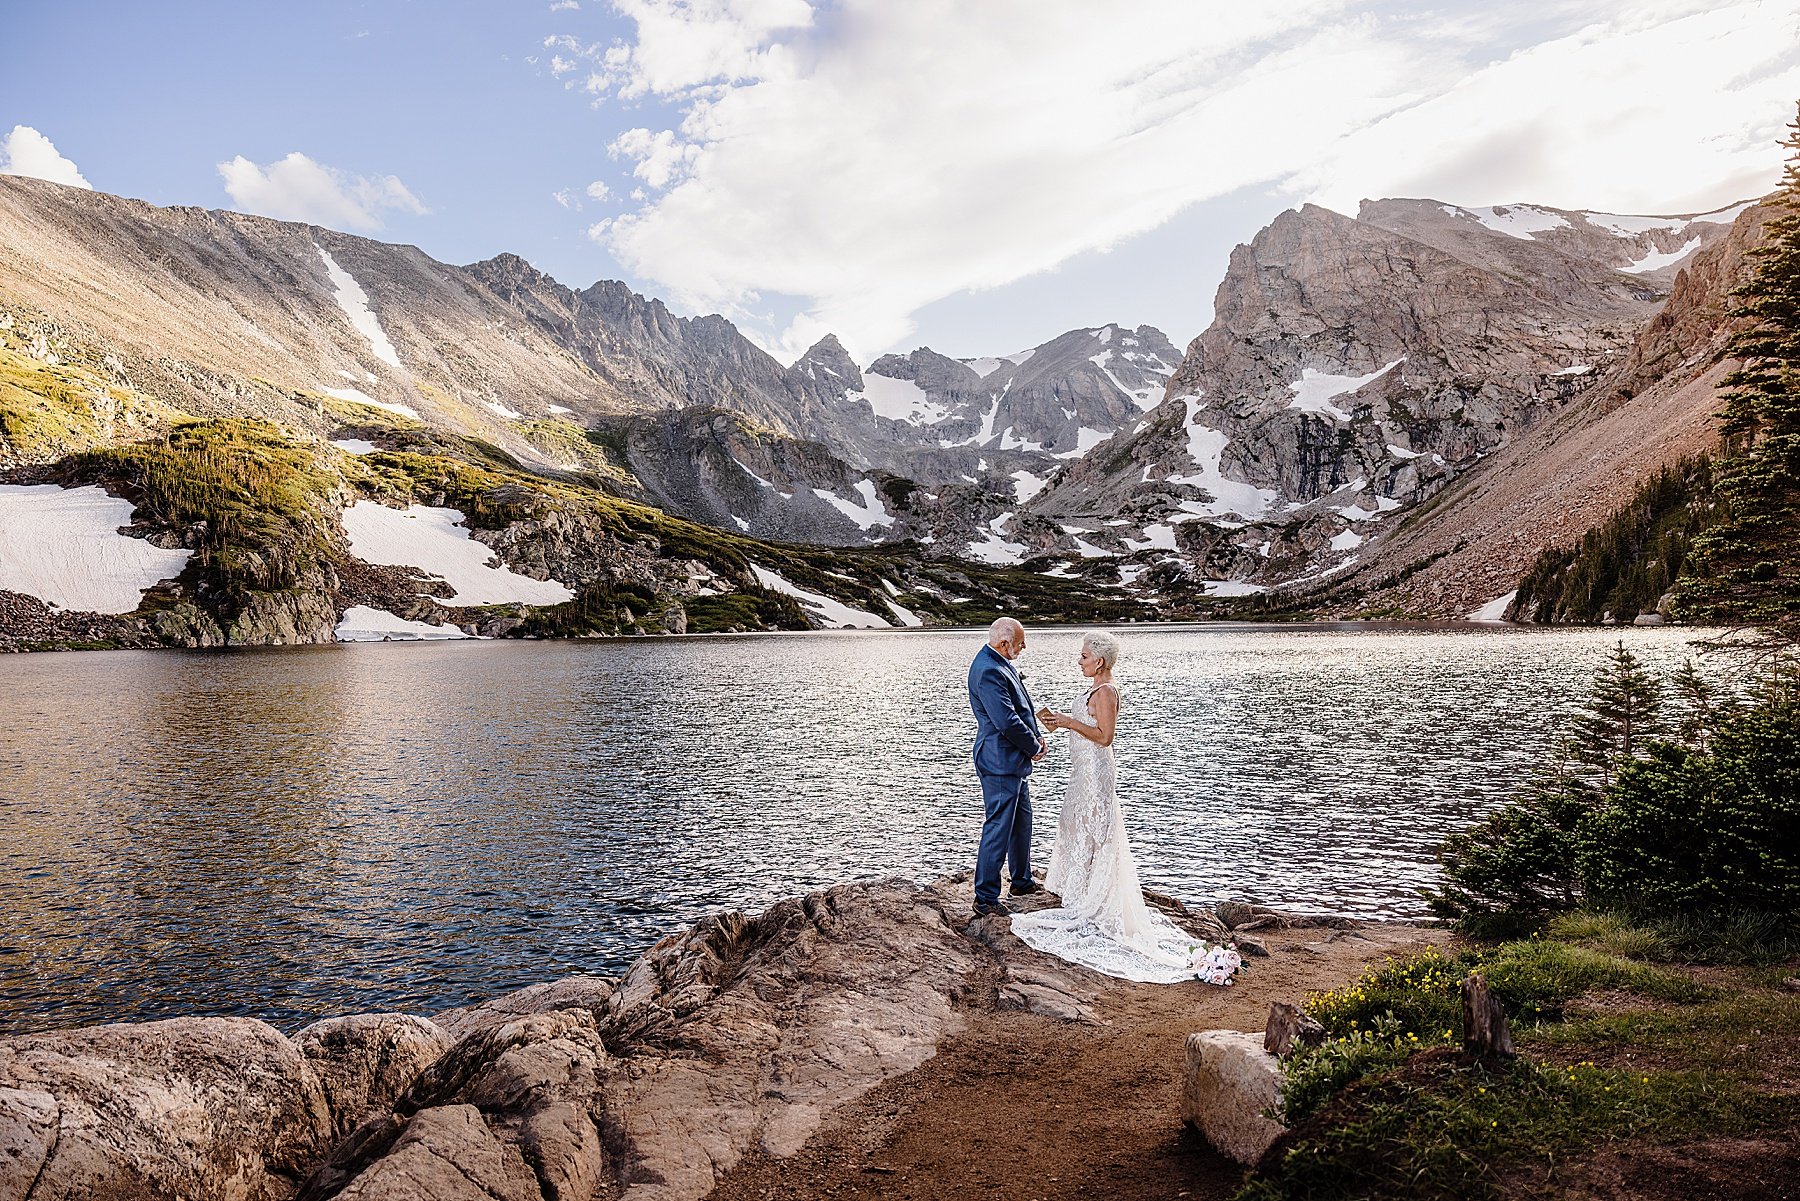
0, 624, 1717, 1035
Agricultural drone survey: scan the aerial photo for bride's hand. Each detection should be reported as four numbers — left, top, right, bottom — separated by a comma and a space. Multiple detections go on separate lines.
1041, 712, 1063, 730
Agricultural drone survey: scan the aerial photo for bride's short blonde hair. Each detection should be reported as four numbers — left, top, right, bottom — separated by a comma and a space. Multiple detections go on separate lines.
1082, 630, 1120, 670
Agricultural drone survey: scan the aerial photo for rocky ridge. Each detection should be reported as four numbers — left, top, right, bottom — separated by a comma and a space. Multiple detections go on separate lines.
1288, 199, 1778, 620
0, 176, 1174, 557
1026, 197, 1757, 604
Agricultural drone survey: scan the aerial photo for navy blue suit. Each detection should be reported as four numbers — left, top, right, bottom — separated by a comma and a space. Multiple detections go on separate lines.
968, 644, 1042, 907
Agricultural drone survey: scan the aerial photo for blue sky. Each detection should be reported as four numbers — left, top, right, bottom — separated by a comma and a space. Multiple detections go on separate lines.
4, 2, 1798, 364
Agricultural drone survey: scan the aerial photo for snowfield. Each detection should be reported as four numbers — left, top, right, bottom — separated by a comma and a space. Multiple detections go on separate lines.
1620, 237, 1701, 275
1166, 397, 1281, 520
317, 245, 402, 369
322, 386, 419, 420
335, 605, 472, 642
812, 480, 895, 530
0, 484, 193, 613
1287, 359, 1403, 422
750, 563, 889, 628
340, 502, 576, 606
1468, 591, 1518, 622
1445, 203, 1570, 240
852, 374, 949, 425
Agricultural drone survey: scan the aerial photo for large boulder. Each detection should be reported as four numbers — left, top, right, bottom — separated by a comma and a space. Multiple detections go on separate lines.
298, 1008, 609, 1201
0, 1016, 335, 1201
1180, 1029, 1288, 1166
597, 879, 987, 1200
294, 1013, 457, 1139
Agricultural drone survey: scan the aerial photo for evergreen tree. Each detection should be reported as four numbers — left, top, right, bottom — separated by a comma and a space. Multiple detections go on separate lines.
1674, 658, 1718, 750
1681, 102, 1800, 639
1568, 641, 1664, 781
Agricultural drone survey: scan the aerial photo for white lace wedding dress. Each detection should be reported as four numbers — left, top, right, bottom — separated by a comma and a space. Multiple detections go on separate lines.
1010, 683, 1196, 983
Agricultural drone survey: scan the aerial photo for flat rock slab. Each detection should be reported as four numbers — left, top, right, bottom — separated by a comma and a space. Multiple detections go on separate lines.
1181, 1029, 1287, 1166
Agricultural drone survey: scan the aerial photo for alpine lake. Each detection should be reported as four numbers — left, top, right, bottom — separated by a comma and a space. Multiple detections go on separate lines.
0, 623, 1720, 1034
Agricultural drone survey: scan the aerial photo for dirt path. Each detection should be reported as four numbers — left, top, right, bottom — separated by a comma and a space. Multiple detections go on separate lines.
707, 921, 1449, 1200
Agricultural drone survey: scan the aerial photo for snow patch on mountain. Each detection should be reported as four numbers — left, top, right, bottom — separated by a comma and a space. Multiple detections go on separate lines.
1444, 204, 1570, 240
0, 484, 192, 613
853, 373, 951, 425
335, 606, 472, 641
341, 502, 575, 605
1287, 359, 1403, 422
1619, 237, 1701, 274
316, 245, 402, 369
967, 512, 1029, 565
750, 563, 889, 628
1582, 201, 1753, 237
812, 480, 895, 530
1468, 590, 1517, 622
1052, 426, 1111, 459
1166, 397, 1281, 520
332, 438, 377, 455
322, 386, 418, 420
1010, 469, 1049, 503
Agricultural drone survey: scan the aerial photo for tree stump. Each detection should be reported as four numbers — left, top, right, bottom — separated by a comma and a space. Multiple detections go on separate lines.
1263, 1002, 1325, 1057
1461, 973, 1515, 1058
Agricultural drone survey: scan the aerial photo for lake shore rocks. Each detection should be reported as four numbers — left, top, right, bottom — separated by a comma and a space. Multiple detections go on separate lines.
0, 879, 1403, 1201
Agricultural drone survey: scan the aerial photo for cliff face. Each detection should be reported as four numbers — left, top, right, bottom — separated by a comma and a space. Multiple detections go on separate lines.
1293, 201, 1775, 620
1026, 197, 1752, 600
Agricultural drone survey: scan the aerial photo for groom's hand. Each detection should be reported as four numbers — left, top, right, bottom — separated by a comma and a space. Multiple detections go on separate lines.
1032, 741, 1046, 762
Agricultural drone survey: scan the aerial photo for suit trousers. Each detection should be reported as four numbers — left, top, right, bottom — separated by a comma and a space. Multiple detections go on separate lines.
974, 770, 1033, 907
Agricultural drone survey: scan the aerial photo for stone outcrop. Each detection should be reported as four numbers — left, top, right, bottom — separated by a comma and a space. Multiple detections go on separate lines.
1180, 1029, 1287, 1166
0, 876, 1202, 1201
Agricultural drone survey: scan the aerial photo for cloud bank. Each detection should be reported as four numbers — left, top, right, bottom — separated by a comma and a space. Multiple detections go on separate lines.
556, 0, 1798, 360
0, 126, 92, 189
217, 152, 428, 232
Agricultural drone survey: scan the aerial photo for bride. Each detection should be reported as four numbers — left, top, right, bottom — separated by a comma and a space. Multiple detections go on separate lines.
1009, 631, 1196, 984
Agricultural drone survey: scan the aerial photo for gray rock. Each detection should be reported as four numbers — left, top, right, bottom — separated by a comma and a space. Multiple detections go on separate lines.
0, 1086, 58, 1199
331, 1104, 542, 1201
435, 976, 617, 1039
1180, 1029, 1288, 1166
0, 1016, 335, 1201
293, 1012, 455, 1139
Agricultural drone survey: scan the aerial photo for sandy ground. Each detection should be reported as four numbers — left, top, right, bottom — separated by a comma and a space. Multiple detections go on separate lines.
706, 915, 1449, 1201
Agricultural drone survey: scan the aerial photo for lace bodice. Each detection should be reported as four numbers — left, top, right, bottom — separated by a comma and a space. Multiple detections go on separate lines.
1010, 679, 1194, 984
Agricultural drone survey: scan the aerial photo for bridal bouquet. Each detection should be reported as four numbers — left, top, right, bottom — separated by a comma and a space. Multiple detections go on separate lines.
1189, 941, 1244, 987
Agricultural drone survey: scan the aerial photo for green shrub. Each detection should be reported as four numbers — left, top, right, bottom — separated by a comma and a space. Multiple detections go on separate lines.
1426, 782, 1594, 936
1579, 703, 1800, 922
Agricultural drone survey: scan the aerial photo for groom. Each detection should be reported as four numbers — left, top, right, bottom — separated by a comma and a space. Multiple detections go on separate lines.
967, 617, 1046, 919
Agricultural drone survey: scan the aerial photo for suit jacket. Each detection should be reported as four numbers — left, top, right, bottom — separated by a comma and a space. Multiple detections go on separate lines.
968, 644, 1041, 777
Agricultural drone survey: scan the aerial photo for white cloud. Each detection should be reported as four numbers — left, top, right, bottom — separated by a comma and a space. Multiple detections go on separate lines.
585, 179, 611, 201
1295, 4, 1800, 215
608, 127, 700, 189
550, 0, 580, 10
566, 0, 1798, 361
551, 54, 578, 75
217, 152, 429, 233
0, 125, 91, 189
553, 187, 577, 208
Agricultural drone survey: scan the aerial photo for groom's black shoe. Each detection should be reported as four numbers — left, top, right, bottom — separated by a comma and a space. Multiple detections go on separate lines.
1009, 879, 1043, 896
971, 900, 1010, 920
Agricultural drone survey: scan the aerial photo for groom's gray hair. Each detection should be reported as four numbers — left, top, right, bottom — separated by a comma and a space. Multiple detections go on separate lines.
987, 616, 1023, 647
1083, 630, 1121, 670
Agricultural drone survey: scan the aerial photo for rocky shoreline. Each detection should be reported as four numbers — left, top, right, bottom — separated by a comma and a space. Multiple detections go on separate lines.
0, 877, 1442, 1201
